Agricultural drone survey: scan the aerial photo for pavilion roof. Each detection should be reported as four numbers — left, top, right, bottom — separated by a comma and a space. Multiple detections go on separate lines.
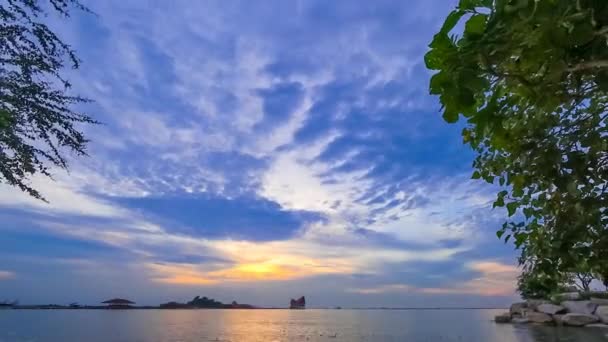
102, 298, 135, 304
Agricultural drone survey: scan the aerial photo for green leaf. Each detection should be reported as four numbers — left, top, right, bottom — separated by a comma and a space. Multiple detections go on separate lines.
457, 88, 476, 108
567, 22, 595, 47
523, 207, 533, 219
515, 233, 527, 248
440, 10, 465, 34
471, 170, 481, 179
442, 109, 459, 123
567, 182, 578, 196
459, 0, 491, 10
493, 196, 505, 208
507, 202, 518, 217
425, 50, 442, 70
464, 14, 487, 37
497, 229, 505, 239
430, 72, 453, 95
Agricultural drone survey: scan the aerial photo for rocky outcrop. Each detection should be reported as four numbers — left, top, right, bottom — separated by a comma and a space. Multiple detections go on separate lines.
510, 302, 527, 316
503, 292, 608, 329
596, 306, 608, 324
512, 317, 530, 324
561, 301, 598, 315
562, 313, 599, 326
586, 323, 608, 329
536, 304, 566, 315
494, 312, 511, 323
526, 312, 553, 324
527, 299, 549, 310
557, 292, 581, 301
590, 297, 608, 306
553, 314, 565, 326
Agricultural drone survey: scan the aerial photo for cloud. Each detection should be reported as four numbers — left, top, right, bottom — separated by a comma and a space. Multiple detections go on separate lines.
348, 261, 519, 297
0, 0, 518, 306
115, 194, 325, 241
0, 271, 15, 280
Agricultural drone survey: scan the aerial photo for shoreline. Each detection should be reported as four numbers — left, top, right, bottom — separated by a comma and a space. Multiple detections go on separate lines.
2, 306, 508, 311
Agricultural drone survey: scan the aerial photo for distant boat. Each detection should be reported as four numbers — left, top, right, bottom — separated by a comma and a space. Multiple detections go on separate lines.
102, 298, 135, 309
289, 296, 305, 310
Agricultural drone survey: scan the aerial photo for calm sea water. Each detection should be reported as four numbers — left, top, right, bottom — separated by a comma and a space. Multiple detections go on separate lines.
0, 309, 606, 342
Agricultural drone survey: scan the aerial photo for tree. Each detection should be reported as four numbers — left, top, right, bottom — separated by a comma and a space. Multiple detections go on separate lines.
517, 266, 568, 300
1, 0, 96, 201
426, 0, 608, 285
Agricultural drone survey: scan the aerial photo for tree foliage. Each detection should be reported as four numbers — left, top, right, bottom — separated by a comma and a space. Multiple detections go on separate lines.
427, 0, 608, 291
517, 267, 568, 300
0, 0, 95, 200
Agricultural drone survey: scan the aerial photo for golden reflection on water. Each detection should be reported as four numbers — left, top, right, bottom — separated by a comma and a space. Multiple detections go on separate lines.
0, 309, 607, 341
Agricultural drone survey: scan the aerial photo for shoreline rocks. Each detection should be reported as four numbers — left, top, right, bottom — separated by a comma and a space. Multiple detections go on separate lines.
526, 312, 553, 324
509, 302, 527, 316
596, 306, 608, 324
537, 304, 566, 315
496, 293, 608, 329
562, 313, 599, 326
562, 301, 598, 315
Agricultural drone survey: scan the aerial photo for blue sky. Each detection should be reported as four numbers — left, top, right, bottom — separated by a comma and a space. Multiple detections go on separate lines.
0, 0, 519, 307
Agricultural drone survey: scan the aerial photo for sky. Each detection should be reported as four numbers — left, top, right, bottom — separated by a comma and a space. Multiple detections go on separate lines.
0, 0, 520, 307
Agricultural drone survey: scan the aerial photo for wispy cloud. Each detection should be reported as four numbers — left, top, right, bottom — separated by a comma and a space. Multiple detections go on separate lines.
348, 261, 519, 297
0, 271, 15, 280
0, 0, 516, 305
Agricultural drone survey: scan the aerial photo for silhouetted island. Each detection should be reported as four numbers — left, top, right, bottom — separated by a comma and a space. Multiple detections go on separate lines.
160, 296, 255, 309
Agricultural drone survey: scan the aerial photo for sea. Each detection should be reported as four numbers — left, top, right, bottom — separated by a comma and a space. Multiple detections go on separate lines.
0, 309, 607, 341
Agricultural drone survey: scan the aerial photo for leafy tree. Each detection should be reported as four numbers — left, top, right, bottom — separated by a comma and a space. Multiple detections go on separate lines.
517, 266, 568, 300
426, 0, 608, 285
0, 0, 96, 200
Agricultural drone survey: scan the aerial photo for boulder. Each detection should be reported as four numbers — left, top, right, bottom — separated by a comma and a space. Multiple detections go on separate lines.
510, 302, 527, 316
553, 314, 565, 326
556, 292, 581, 301
561, 300, 598, 315
596, 306, 608, 324
494, 312, 511, 323
590, 297, 608, 306
512, 317, 530, 324
586, 324, 608, 329
526, 312, 553, 324
527, 299, 549, 310
562, 313, 599, 327
537, 304, 566, 315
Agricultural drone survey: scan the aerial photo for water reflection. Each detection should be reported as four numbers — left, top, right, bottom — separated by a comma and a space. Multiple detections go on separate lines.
0, 309, 605, 342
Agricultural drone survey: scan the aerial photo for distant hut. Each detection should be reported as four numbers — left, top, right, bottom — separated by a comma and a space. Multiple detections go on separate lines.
289, 296, 305, 309
102, 298, 135, 309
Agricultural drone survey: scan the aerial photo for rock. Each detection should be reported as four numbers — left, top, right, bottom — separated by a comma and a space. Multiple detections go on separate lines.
562, 300, 598, 315
562, 313, 599, 327
494, 312, 511, 323
510, 302, 527, 316
520, 308, 533, 318
527, 299, 550, 310
590, 297, 608, 306
586, 324, 608, 329
596, 306, 608, 324
556, 292, 582, 301
553, 314, 565, 326
537, 304, 566, 315
512, 317, 530, 324
526, 312, 553, 324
